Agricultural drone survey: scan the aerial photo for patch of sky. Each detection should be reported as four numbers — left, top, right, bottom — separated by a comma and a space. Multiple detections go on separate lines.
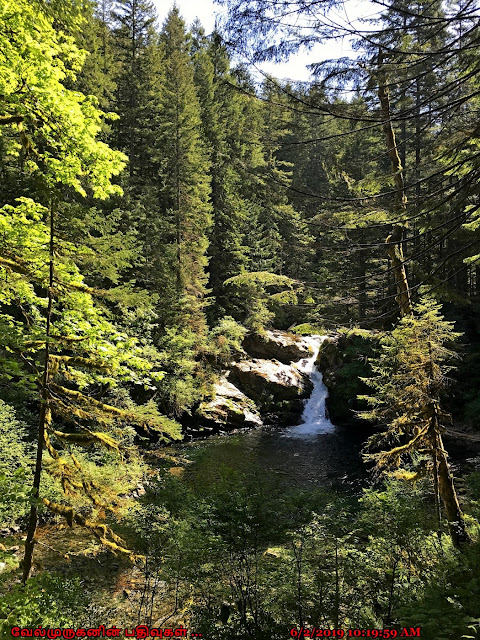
154, 0, 382, 82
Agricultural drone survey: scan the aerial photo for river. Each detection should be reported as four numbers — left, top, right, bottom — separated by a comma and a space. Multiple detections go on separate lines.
179, 337, 371, 494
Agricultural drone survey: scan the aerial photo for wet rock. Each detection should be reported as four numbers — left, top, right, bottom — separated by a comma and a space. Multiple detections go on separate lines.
315, 335, 343, 380
184, 335, 320, 436
243, 330, 312, 364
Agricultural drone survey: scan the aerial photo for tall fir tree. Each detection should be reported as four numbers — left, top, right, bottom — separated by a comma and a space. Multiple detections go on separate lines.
112, 0, 157, 179
74, 0, 118, 115
156, 8, 212, 336
192, 28, 250, 320
360, 299, 471, 547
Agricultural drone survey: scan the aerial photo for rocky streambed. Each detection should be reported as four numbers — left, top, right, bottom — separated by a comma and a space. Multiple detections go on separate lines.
186, 328, 480, 457
187, 331, 317, 437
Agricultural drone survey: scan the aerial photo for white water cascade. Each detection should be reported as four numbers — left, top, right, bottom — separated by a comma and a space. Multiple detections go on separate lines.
286, 336, 336, 438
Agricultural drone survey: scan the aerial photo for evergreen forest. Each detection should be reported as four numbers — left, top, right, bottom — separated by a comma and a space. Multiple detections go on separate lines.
1, 0, 480, 637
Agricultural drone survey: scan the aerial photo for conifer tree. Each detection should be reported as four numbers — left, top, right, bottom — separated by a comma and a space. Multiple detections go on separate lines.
0, 0, 180, 580
156, 8, 212, 335
360, 299, 471, 547
112, 0, 158, 178
1, 197, 181, 581
192, 28, 250, 319
252, 82, 314, 281
74, 0, 118, 114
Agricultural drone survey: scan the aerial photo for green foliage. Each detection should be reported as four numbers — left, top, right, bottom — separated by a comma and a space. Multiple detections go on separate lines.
155, 327, 213, 415
112, 0, 158, 175
358, 298, 475, 546
154, 7, 212, 334
122, 468, 480, 637
398, 539, 480, 639
192, 29, 250, 319
209, 317, 248, 365
0, 0, 182, 567
359, 298, 460, 473
126, 469, 320, 635
0, 0, 125, 198
74, 0, 118, 113
290, 323, 327, 336
0, 574, 84, 633
0, 401, 33, 527
0, 403, 64, 527
2, 0, 480, 623
224, 271, 298, 331
0, 198, 180, 439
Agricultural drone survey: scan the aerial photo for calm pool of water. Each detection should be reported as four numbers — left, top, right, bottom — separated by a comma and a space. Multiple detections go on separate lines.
179, 421, 371, 495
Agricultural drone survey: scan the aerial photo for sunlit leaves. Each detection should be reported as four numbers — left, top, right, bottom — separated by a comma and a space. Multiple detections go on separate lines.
0, 0, 126, 198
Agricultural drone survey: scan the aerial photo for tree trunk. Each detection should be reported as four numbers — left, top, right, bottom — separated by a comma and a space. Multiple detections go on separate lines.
436, 433, 471, 546
377, 53, 412, 318
175, 98, 182, 295
429, 398, 471, 547
22, 201, 55, 582
333, 539, 340, 628
358, 229, 367, 320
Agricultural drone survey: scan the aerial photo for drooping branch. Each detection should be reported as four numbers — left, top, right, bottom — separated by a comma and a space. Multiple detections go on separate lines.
49, 354, 112, 373
49, 427, 120, 453
42, 498, 138, 558
0, 255, 31, 275
0, 114, 23, 125
50, 382, 179, 438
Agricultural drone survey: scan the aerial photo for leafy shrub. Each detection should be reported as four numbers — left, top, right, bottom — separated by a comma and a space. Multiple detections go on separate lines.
156, 326, 213, 414
290, 323, 327, 336
224, 271, 297, 332
209, 317, 247, 365
0, 573, 84, 633
0, 400, 33, 527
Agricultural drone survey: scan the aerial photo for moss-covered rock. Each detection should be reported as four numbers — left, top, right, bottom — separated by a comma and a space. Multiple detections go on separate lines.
185, 333, 319, 435
316, 329, 381, 426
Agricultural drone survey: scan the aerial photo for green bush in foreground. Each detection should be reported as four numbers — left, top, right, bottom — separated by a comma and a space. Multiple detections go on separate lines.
0, 400, 32, 528
0, 574, 84, 633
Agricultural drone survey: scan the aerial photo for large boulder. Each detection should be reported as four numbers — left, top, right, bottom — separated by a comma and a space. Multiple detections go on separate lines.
242, 330, 312, 364
230, 358, 313, 408
184, 333, 321, 436
316, 330, 380, 426
194, 378, 263, 434
315, 336, 343, 388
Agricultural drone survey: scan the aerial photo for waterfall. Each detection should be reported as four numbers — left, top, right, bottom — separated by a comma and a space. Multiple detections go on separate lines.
286, 335, 335, 438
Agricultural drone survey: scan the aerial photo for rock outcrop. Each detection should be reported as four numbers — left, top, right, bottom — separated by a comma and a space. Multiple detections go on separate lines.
230, 358, 312, 404
317, 331, 480, 453
242, 330, 312, 364
194, 378, 263, 434
185, 331, 317, 435
316, 330, 380, 426
228, 356, 313, 425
